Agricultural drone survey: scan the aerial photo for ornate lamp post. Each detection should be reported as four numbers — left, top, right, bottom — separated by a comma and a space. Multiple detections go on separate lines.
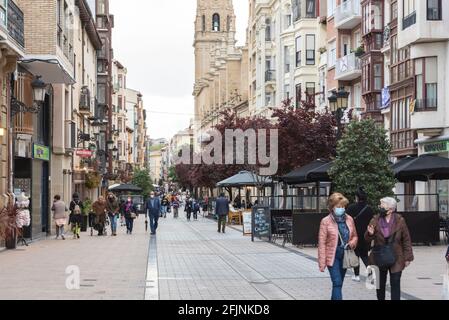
328, 87, 350, 140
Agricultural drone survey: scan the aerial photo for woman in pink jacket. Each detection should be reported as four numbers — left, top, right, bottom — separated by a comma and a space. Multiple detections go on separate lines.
318, 193, 358, 300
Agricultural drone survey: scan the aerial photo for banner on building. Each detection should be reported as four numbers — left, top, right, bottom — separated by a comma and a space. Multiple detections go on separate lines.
381, 87, 390, 109
76, 149, 93, 158
32, 144, 50, 161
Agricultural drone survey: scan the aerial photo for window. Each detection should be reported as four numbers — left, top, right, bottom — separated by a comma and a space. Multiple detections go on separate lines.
118, 96, 123, 111
292, 0, 300, 21
285, 84, 290, 99
306, 35, 315, 65
391, 1, 398, 20
265, 93, 272, 106
295, 84, 302, 107
202, 15, 206, 31
306, 0, 316, 18
319, 68, 326, 104
306, 83, 315, 103
329, 40, 336, 68
363, 2, 382, 34
403, 0, 416, 29
427, 0, 442, 20
227, 16, 231, 31
374, 63, 382, 90
295, 36, 302, 67
285, 14, 292, 29
0, 0, 6, 27
353, 84, 361, 110
265, 19, 271, 41
284, 46, 291, 73
415, 57, 438, 110
327, 0, 336, 17
212, 13, 220, 31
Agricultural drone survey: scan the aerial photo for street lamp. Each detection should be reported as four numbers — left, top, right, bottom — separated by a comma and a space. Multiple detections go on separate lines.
328, 87, 350, 140
31, 76, 47, 105
11, 75, 47, 115
112, 146, 119, 159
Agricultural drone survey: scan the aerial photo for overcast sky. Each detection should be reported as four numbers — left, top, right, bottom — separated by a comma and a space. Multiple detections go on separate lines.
109, 0, 248, 140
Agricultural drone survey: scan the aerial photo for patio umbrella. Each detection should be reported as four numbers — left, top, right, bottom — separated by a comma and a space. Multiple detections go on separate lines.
108, 184, 143, 192
394, 154, 449, 182
306, 161, 334, 182
216, 171, 272, 187
281, 159, 329, 184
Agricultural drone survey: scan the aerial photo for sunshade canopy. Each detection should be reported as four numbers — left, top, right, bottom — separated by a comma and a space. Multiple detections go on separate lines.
216, 171, 272, 187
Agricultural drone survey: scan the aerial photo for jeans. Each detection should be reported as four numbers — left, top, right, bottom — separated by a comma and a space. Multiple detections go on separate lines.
217, 215, 226, 232
109, 214, 117, 233
56, 225, 65, 237
149, 214, 159, 233
161, 206, 167, 217
125, 217, 134, 233
186, 210, 192, 220
328, 248, 347, 300
377, 269, 402, 300
173, 207, 179, 218
193, 210, 198, 220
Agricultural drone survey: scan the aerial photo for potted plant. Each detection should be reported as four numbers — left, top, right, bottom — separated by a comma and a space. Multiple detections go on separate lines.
0, 199, 20, 250
353, 45, 365, 57
85, 172, 101, 189
318, 46, 327, 54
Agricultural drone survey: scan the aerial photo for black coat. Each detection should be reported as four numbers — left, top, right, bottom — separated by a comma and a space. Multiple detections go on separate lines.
69, 200, 84, 225
346, 201, 374, 255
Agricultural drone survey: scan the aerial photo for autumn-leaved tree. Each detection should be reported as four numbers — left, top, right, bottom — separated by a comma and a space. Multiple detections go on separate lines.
329, 118, 396, 208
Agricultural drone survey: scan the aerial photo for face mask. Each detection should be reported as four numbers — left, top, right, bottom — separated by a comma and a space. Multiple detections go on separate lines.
334, 208, 346, 216
379, 208, 389, 217
150, 194, 154, 198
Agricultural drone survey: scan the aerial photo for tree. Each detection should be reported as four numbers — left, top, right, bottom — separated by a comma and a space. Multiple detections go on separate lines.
132, 169, 153, 197
168, 166, 177, 182
271, 98, 337, 176
329, 119, 396, 208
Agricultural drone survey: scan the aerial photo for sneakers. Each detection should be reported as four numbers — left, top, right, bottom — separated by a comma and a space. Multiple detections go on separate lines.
61, 235, 65, 240
352, 275, 361, 282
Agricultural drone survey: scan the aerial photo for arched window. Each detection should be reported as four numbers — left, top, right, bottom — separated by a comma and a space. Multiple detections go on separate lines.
202, 15, 206, 32
212, 13, 220, 31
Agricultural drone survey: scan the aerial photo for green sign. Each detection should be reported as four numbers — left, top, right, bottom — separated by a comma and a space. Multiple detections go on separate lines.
33, 144, 50, 161
423, 141, 449, 154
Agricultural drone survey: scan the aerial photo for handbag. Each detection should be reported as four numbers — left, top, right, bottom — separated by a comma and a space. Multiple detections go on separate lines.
130, 212, 137, 219
371, 233, 396, 268
337, 229, 359, 269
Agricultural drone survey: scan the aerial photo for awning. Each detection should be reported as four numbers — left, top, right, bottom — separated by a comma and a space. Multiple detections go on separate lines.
393, 154, 449, 182
216, 171, 272, 187
306, 161, 334, 182
19, 56, 75, 84
281, 159, 329, 184
108, 184, 143, 193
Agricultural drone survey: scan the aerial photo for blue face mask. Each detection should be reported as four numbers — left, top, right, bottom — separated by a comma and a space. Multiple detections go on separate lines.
334, 208, 346, 216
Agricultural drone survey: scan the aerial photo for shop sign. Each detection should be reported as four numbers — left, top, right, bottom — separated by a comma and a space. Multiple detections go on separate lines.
423, 140, 449, 155
76, 149, 93, 158
33, 144, 50, 161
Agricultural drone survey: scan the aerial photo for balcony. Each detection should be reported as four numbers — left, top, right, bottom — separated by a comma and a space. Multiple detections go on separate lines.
79, 87, 91, 114
402, 12, 416, 30
391, 129, 417, 156
0, 0, 25, 54
415, 98, 437, 111
335, 53, 361, 81
334, 0, 361, 30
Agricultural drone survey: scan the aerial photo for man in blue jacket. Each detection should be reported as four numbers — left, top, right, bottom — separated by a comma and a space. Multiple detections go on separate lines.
215, 193, 229, 233
146, 191, 161, 235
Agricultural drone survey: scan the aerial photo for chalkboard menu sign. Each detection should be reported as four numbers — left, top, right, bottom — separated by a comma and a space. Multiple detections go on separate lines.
252, 206, 271, 242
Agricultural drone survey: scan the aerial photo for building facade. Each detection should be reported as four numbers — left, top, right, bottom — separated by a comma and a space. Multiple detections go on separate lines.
193, 0, 249, 148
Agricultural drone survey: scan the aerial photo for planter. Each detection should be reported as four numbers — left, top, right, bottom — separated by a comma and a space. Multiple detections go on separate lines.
5, 229, 17, 250
81, 215, 88, 232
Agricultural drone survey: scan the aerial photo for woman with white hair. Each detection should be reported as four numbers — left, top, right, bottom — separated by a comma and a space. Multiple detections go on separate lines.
365, 197, 414, 300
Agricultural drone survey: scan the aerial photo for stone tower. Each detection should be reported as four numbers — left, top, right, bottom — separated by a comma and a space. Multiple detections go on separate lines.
193, 0, 237, 80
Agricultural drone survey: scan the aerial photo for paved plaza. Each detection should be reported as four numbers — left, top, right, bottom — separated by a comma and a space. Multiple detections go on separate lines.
0, 214, 447, 300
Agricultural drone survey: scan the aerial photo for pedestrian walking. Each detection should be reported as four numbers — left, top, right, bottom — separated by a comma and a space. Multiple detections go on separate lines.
193, 199, 200, 220
69, 193, 84, 239
215, 193, 229, 233
172, 198, 180, 218
106, 193, 120, 236
318, 193, 358, 300
51, 195, 68, 240
161, 196, 169, 218
119, 199, 126, 226
123, 197, 138, 234
185, 197, 193, 221
146, 191, 161, 235
346, 186, 374, 281
365, 197, 414, 301
92, 196, 107, 236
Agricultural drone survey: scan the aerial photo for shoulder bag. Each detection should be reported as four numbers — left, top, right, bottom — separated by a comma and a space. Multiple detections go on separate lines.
371, 233, 396, 268
337, 228, 359, 269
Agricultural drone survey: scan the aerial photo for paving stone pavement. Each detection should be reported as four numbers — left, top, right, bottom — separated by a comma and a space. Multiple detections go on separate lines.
1, 213, 445, 300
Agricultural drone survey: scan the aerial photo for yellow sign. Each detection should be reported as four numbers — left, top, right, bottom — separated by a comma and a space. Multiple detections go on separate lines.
409, 99, 416, 114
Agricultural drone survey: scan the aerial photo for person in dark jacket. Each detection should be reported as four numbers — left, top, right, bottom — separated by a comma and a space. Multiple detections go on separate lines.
185, 197, 193, 221
446, 245, 449, 262
69, 193, 84, 239
106, 193, 120, 236
215, 193, 229, 233
365, 197, 414, 301
123, 197, 138, 234
192, 199, 200, 220
146, 191, 161, 235
346, 187, 374, 281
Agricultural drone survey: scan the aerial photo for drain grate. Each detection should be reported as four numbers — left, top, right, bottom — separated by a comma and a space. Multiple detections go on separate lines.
80, 284, 95, 287
417, 277, 432, 280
